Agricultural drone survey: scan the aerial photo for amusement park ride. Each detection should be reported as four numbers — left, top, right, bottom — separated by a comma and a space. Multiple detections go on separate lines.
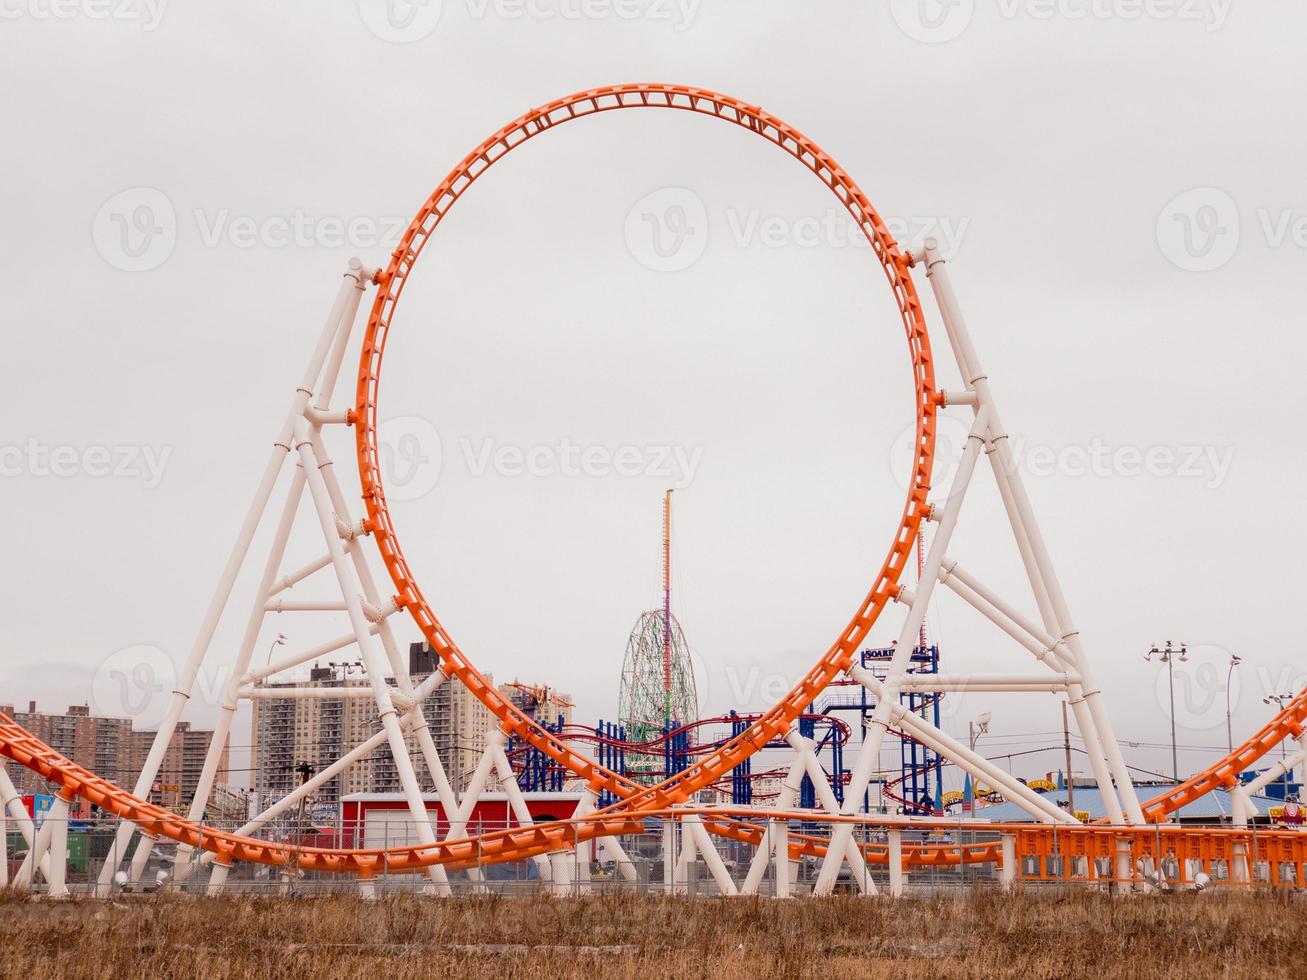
5, 83, 1307, 898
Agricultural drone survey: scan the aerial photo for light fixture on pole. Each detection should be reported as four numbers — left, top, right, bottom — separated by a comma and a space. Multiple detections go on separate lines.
1146, 640, 1187, 784
1225, 654, 1242, 756
263, 633, 287, 666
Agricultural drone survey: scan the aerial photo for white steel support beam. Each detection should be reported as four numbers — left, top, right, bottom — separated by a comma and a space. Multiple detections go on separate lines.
96, 258, 374, 897
0, 765, 50, 885
294, 417, 444, 890
921, 240, 1143, 826
814, 405, 991, 896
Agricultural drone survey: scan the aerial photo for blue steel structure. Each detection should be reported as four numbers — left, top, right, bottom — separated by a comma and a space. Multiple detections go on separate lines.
819, 645, 943, 815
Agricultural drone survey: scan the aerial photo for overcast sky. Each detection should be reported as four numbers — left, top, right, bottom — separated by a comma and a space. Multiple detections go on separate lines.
1, 1, 1304, 794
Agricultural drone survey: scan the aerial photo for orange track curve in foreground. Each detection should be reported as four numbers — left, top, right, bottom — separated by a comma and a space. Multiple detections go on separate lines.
6, 687, 1307, 876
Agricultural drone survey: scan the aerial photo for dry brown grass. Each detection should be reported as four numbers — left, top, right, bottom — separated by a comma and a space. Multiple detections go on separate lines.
0, 888, 1302, 979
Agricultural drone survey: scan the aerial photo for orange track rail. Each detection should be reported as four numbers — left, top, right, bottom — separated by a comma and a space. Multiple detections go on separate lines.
5, 689, 1307, 874
353, 83, 937, 829
4, 85, 1296, 881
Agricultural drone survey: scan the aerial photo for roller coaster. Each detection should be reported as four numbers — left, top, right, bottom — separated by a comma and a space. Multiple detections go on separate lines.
3, 83, 1305, 898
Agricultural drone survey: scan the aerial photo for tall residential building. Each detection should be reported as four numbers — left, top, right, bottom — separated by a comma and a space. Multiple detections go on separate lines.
248, 643, 572, 809
0, 702, 226, 815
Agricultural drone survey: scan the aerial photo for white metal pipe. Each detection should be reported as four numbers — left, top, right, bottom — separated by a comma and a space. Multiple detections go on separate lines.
96, 261, 365, 896
887, 829, 904, 898
265, 599, 348, 613
938, 560, 1075, 672
922, 241, 1141, 826
741, 753, 806, 896
173, 466, 308, 884
814, 410, 990, 896
16, 803, 58, 889
895, 674, 1078, 691
268, 552, 335, 597
686, 815, 739, 896
491, 743, 553, 882
309, 429, 465, 855
0, 766, 50, 884
662, 818, 676, 896
238, 685, 379, 699
788, 730, 873, 895
248, 626, 381, 683
45, 796, 69, 898
295, 420, 443, 885
1000, 834, 1017, 889
857, 667, 1076, 824
1241, 751, 1305, 798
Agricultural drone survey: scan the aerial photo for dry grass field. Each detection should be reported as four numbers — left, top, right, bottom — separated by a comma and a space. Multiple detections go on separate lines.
1, 888, 1303, 979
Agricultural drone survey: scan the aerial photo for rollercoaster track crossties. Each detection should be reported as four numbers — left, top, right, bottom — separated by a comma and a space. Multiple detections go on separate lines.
6, 692, 1307, 874
3, 84, 1302, 881
353, 83, 938, 837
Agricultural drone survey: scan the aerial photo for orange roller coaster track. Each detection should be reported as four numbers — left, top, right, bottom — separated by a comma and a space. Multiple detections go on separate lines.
354, 83, 937, 823
2, 84, 1295, 886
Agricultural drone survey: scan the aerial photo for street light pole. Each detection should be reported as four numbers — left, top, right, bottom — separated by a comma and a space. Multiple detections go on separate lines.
1226, 654, 1242, 756
1146, 641, 1187, 784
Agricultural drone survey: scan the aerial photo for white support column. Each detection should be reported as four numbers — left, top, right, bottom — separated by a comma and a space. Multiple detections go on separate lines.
97, 259, 373, 897
741, 753, 806, 897
295, 418, 443, 889
489, 738, 552, 883
686, 815, 739, 897
673, 815, 698, 895
661, 818, 676, 896
814, 406, 991, 897
773, 819, 791, 899
0, 765, 51, 888
887, 829, 904, 898
1000, 834, 1017, 890
920, 240, 1143, 825
45, 795, 70, 899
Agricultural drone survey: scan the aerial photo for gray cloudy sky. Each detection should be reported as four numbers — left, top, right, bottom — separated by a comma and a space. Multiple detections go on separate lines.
1, 1, 1304, 793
